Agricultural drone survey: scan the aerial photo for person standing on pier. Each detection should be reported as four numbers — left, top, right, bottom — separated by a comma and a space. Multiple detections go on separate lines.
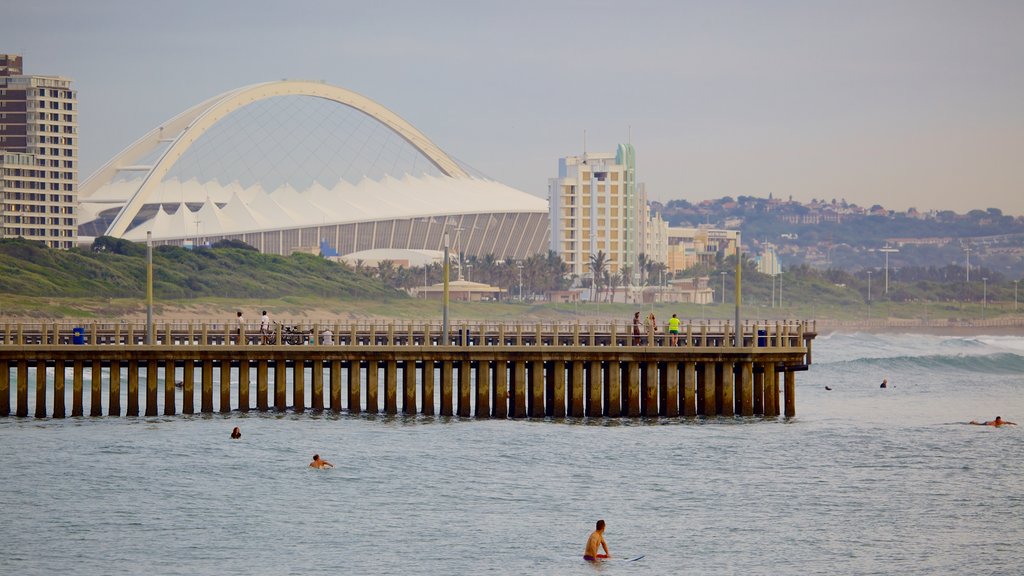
632, 312, 642, 346
668, 314, 681, 346
259, 310, 271, 344
235, 311, 246, 345
644, 313, 658, 345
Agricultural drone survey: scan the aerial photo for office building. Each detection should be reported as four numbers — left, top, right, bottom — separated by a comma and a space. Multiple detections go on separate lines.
0, 54, 78, 248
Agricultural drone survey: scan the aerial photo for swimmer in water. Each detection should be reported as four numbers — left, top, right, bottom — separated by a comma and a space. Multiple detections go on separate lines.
230, 426, 241, 439
968, 416, 1017, 427
880, 379, 888, 388
583, 519, 611, 562
309, 454, 334, 468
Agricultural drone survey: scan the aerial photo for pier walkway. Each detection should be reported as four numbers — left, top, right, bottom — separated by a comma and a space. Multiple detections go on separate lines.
0, 320, 815, 420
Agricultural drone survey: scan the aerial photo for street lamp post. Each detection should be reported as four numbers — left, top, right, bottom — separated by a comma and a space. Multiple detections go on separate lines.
517, 262, 524, 302
720, 271, 726, 304
1015, 280, 1019, 312
880, 246, 899, 294
867, 270, 873, 320
466, 264, 473, 283
983, 277, 988, 318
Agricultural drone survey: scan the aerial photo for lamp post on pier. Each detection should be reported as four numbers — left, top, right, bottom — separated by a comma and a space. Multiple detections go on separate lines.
720, 271, 726, 305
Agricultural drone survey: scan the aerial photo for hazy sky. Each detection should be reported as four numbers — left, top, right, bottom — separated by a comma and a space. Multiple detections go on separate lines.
4, 0, 1023, 214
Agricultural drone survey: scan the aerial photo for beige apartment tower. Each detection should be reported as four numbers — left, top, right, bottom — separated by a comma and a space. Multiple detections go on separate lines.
549, 143, 667, 283
0, 54, 78, 248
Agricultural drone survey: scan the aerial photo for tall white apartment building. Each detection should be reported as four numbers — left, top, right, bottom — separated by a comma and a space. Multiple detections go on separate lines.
0, 54, 78, 248
550, 143, 649, 279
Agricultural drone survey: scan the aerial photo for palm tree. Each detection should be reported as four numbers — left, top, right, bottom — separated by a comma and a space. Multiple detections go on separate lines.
589, 250, 608, 303
607, 266, 620, 302
637, 253, 649, 286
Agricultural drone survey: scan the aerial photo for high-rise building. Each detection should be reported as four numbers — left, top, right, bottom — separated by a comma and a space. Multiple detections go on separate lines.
550, 143, 670, 282
0, 54, 78, 248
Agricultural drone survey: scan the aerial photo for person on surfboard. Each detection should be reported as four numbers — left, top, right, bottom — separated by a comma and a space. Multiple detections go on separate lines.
309, 454, 334, 468
969, 416, 1016, 426
583, 519, 611, 561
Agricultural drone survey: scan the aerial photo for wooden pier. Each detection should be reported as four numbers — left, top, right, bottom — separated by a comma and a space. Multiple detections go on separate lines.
0, 320, 815, 420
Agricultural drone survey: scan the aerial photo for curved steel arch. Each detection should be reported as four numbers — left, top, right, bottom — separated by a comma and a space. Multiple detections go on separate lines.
85, 80, 469, 238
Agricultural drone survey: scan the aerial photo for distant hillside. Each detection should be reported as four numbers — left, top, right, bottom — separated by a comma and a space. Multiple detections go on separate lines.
0, 237, 404, 300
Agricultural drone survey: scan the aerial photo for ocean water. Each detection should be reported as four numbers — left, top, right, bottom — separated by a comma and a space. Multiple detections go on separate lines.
1, 332, 1022, 575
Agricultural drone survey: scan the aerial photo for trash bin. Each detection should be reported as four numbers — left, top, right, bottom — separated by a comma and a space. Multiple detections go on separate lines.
72, 327, 86, 345
757, 329, 767, 347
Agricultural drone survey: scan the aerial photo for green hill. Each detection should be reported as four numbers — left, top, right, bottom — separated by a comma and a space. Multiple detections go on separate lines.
0, 237, 404, 300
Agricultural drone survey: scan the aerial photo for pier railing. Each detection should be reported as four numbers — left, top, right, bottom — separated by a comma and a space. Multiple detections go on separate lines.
0, 319, 815, 349
1, 320, 815, 421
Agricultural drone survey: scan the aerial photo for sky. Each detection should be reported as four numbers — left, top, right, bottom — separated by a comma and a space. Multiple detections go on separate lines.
4, 0, 1023, 215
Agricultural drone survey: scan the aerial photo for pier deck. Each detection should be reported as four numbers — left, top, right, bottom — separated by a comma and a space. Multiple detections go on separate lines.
0, 320, 815, 419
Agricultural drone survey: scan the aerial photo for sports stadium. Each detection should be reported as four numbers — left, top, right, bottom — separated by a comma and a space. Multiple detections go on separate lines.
77, 81, 549, 260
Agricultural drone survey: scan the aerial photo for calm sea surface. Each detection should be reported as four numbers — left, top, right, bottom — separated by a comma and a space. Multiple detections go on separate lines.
2, 332, 1022, 575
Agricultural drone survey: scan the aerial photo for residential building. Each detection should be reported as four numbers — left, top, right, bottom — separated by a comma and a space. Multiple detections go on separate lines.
665, 226, 740, 274
0, 54, 78, 248
549, 143, 667, 280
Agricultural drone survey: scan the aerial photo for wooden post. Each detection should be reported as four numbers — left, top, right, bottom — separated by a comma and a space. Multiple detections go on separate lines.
384, 359, 397, 415
256, 360, 268, 412
239, 359, 251, 412
604, 361, 621, 417
753, 368, 765, 415
329, 360, 342, 413
762, 364, 776, 416
91, 360, 103, 417
458, 360, 472, 417
624, 361, 641, 417
550, 360, 567, 417
664, 361, 680, 417
403, 360, 416, 415
274, 360, 287, 411
719, 362, 735, 416
182, 360, 194, 414
54, 360, 66, 418
164, 359, 176, 416
511, 360, 527, 418
201, 360, 214, 413
366, 360, 379, 413
530, 360, 545, 418
739, 361, 753, 417
682, 361, 697, 416
475, 360, 490, 418
643, 362, 659, 417
421, 360, 435, 416
125, 361, 137, 417
35, 360, 47, 418
220, 359, 232, 413
289, 360, 304, 413
569, 360, 584, 417
0, 359, 8, 416
348, 362, 362, 414
440, 360, 453, 416
701, 362, 717, 416
491, 360, 508, 418
785, 370, 796, 417
586, 360, 602, 417
108, 361, 120, 416
146, 361, 158, 416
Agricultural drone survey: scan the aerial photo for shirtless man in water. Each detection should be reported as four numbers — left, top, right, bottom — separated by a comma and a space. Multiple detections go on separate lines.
969, 416, 1017, 426
583, 519, 611, 561
309, 454, 334, 468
